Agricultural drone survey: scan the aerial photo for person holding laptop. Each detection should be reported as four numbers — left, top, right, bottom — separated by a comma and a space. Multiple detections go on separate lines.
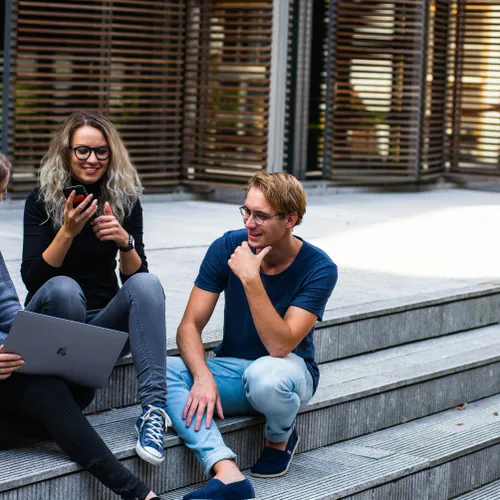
21, 112, 169, 466
0, 153, 161, 500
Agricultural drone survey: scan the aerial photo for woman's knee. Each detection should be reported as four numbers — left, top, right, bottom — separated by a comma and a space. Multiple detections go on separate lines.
123, 273, 165, 302
35, 276, 86, 319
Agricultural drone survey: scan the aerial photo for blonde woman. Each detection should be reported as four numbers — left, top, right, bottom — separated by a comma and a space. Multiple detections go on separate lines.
21, 112, 170, 468
0, 152, 161, 500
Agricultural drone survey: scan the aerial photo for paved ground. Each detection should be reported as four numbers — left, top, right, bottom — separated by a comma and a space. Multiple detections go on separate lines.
1, 187, 499, 338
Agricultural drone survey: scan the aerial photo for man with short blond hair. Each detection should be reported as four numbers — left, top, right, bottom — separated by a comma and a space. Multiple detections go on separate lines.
166, 171, 338, 500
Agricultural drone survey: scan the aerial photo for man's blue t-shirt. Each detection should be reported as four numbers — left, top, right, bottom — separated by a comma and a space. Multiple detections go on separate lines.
195, 229, 338, 392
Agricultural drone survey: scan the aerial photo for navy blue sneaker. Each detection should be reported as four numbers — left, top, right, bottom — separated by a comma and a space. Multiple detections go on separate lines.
183, 478, 255, 499
250, 429, 300, 478
135, 404, 171, 466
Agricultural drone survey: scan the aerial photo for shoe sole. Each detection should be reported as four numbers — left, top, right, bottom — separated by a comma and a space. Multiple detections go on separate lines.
134, 425, 165, 466
249, 435, 300, 478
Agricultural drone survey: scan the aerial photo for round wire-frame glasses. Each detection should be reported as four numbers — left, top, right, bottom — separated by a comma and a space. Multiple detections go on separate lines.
238, 205, 283, 225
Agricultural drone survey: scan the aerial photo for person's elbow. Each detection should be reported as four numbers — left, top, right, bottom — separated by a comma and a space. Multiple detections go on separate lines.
267, 343, 294, 358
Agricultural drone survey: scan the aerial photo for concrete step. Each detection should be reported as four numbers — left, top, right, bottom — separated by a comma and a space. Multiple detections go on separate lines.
454, 479, 500, 499
2, 324, 500, 498
163, 394, 500, 500
86, 283, 500, 414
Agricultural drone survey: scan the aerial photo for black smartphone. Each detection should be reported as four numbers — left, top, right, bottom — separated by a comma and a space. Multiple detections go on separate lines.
63, 185, 89, 206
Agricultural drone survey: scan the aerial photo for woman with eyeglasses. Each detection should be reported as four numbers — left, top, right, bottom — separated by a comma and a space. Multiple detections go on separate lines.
17, 112, 169, 498
1, 152, 161, 499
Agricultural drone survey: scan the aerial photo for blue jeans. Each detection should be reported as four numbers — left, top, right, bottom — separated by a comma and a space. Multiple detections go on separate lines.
166, 353, 314, 475
26, 274, 167, 407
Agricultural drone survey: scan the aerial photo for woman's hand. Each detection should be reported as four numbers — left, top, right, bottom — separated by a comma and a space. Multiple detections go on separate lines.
91, 202, 129, 247
62, 191, 98, 239
0, 345, 24, 381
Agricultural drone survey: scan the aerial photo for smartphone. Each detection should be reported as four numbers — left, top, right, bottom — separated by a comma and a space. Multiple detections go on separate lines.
63, 185, 89, 206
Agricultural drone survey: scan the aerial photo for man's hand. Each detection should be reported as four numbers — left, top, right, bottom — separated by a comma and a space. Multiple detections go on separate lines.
92, 202, 129, 247
183, 373, 224, 431
228, 241, 272, 284
0, 345, 24, 381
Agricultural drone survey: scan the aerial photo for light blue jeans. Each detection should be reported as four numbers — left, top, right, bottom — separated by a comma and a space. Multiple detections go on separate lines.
26, 274, 167, 407
166, 353, 314, 475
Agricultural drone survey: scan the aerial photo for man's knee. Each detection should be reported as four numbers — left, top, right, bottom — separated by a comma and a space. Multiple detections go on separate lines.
244, 357, 288, 402
243, 355, 307, 411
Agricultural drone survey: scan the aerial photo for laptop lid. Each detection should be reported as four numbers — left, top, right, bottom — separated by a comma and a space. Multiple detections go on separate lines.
3, 310, 128, 388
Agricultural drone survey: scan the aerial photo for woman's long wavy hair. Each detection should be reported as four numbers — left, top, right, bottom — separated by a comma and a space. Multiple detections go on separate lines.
39, 111, 143, 228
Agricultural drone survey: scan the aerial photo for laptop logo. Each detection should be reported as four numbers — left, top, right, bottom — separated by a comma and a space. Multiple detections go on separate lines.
57, 347, 68, 357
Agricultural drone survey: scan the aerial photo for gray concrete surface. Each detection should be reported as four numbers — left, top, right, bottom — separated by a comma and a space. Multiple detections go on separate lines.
162, 393, 500, 499
1, 188, 499, 337
3, 324, 500, 497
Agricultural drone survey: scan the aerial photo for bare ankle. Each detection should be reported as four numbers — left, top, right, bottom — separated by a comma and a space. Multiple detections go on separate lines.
213, 459, 246, 484
145, 491, 157, 500
264, 438, 287, 451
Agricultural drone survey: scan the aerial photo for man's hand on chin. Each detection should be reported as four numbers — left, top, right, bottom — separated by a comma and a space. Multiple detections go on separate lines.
228, 241, 272, 284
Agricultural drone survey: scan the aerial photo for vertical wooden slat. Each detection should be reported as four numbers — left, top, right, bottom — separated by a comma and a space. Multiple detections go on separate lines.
8, 0, 186, 195
422, 0, 453, 177
182, 0, 273, 187
448, 0, 500, 178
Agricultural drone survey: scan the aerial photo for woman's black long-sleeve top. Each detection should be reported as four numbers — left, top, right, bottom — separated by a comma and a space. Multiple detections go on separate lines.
21, 185, 148, 310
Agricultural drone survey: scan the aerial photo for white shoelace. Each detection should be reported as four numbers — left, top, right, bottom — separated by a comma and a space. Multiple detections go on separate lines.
139, 405, 172, 447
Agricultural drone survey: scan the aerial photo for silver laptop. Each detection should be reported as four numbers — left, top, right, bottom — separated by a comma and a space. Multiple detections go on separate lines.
3, 310, 128, 388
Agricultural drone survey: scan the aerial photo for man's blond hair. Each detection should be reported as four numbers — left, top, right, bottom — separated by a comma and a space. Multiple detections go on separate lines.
247, 171, 307, 226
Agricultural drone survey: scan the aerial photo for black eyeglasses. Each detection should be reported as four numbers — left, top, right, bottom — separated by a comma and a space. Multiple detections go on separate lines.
239, 206, 283, 226
72, 145, 111, 161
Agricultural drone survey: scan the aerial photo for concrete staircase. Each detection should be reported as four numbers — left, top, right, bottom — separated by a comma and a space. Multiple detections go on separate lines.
0, 283, 499, 499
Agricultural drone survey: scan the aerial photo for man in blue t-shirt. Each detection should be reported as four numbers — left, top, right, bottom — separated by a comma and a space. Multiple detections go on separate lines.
166, 172, 338, 500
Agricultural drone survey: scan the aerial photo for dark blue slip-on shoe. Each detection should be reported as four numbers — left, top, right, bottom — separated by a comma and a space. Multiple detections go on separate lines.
183, 478, 255, 499
250, 429, 300, 478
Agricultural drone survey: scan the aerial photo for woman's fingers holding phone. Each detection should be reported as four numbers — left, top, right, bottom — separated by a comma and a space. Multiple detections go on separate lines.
77, 199, 98, 224
73, 193, 94, 214
64, 190, 76, 210
63, 194, 96, 237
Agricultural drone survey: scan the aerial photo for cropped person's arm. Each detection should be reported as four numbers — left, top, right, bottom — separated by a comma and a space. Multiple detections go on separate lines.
0, 252, 22, 335
177, 285, 221, 430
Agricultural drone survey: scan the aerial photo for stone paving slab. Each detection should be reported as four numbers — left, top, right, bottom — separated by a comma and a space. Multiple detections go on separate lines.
455, 479, 500, 499
162, 393, 500, 500
1, 189, 499, 338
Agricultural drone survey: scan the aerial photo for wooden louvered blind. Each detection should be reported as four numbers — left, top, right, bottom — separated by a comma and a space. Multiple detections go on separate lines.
182, 0, 273, 187
324, 0, 429, 182
449, 0, 500, 177
7, 0, 186, 194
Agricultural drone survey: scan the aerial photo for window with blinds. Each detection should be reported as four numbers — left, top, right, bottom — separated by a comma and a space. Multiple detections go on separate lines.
182, 0, 273, 187
448, 0, 500, 178
6, 0, 186, 195
323, 0, 431, 183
